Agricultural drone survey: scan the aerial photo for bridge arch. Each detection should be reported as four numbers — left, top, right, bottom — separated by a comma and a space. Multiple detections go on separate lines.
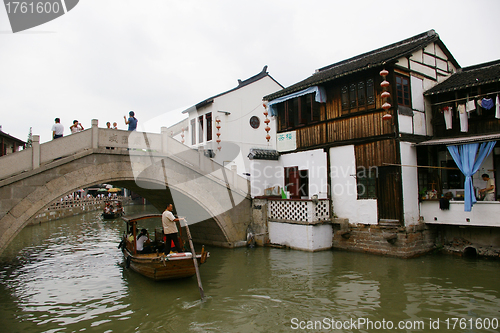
0, 126, 251, 255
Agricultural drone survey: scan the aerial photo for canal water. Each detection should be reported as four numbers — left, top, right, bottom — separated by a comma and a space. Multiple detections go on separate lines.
0, 205, 499, 333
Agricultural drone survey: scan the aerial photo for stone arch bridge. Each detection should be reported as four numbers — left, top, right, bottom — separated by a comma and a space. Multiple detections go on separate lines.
0, 120, 252, 255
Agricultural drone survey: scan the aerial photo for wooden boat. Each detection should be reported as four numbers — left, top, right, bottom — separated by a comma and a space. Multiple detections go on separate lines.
119, 214, 209, 281
102, 200, 124, 219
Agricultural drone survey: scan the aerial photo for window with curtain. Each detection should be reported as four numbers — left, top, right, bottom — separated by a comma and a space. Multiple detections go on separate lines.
277, 93, 321, 130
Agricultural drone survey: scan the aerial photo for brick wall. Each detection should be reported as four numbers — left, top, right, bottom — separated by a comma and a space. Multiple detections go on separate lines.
332, 222, 437, 258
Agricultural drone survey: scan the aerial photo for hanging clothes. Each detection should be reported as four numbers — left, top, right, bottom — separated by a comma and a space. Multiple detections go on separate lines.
466, 99, 475, 112
476, 99, 482, 115
443, 106, 453, 129
496, 95, 500, 119
481, 97, 494, 110
458, 104, 468, 132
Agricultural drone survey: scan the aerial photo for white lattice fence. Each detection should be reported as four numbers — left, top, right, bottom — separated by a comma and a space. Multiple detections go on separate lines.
314, 200, 330, 221
268, 199, 330, 223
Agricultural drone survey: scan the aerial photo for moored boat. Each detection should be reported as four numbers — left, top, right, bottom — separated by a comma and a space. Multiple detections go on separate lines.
119, 214, 209, 281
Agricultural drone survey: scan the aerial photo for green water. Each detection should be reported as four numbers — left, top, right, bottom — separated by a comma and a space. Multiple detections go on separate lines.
0, 205, 499, 332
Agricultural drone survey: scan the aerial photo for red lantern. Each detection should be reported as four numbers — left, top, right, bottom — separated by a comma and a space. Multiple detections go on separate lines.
266, 134, 271, 141
382, 113, 392, 120
382, 102, 392, 110
380, 69, 389, 77
381, 91, 391, 98
380, 80, 390, 87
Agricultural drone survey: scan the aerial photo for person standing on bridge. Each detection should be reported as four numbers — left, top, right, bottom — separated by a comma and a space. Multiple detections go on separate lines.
162, 204, 183, 254
70, 120, 84, 134
52, 118, 64, 139
124, 111, 138, 131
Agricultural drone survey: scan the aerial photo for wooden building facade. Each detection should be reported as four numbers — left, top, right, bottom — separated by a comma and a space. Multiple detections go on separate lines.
418, 60, 500, 209
264, 30, 459, 226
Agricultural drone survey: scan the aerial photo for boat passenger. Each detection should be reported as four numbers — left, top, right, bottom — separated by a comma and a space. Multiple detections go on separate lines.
136, 229, 151, 253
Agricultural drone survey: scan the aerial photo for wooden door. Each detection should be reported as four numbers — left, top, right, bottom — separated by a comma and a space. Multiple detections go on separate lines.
285, 166, 300, 199
377, 166, 402, 222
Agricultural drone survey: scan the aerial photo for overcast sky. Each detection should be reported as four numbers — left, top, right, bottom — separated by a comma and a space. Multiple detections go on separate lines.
1, 0, 499, 143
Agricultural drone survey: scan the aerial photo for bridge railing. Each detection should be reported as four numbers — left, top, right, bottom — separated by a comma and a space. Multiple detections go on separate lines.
40, 130, 93, 164
0, 119, 249, 196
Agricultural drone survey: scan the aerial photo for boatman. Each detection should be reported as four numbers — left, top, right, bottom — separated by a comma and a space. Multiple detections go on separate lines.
162, 204, 183, 254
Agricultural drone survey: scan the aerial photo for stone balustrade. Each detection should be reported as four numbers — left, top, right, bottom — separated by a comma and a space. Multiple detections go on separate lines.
0, 120, 249, 198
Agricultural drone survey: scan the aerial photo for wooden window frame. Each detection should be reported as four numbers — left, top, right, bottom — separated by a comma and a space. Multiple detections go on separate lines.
341, 78, 376, 114
356, 168, 377, 199
395, 74, 411, 107
277, 93, 321, 131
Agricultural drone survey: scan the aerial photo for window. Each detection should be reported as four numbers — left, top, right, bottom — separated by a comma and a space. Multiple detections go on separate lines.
205, 112, 212, 141
277, 93, 321, 131
341, 78, 375, 113
191, 118, 196, 145
249, 116, 260, 129
198, 115, 204, 143
356, 167, 377, 199
396, 75, 411, 107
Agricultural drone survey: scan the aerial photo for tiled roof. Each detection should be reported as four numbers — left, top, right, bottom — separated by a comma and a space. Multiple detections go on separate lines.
0, 130, 26, 144
264, 30, 458, 101
424, 59, 500, 96
247, 148, 280, 160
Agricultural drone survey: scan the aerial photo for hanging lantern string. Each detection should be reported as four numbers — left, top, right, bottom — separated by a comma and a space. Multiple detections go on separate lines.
380, 69, 392, 121
215, 118, 222, 150
263, 102, 271, 143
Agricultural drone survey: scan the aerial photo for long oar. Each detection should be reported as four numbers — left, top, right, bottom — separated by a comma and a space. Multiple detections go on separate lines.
182, 218, 205, 300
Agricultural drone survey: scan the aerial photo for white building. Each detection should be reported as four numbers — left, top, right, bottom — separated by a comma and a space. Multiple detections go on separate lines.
172, 66, 283, 180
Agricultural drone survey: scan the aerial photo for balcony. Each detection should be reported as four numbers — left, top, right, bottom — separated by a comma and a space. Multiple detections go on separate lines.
265, 198, 332, 251
420, 200, 500, 227
268, 198, 330, 224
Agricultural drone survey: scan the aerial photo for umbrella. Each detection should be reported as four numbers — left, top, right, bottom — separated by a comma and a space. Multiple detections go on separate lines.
108, 188, 122, 192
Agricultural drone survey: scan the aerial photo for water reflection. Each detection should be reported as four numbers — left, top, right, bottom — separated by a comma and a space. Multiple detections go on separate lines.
0, 206, 499, 332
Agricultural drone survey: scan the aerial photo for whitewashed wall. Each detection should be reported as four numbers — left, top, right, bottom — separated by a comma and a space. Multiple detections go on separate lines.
400, 142, 420, 225
329, 145, 377, 224
249, 148, 328, 199
421, 201, 500, 227
280, 149, 328, 199
249, 159, 282, 197
268, 222, 332, 251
